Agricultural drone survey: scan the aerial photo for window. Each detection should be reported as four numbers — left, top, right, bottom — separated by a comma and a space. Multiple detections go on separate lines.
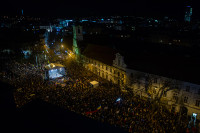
98, 63, 100, 67
184, 96, 188, 103
106, 74, 108, 80
195, 100, 200, 107
102, 65, 104, 69
102, 72, 104, 78
118, 72, 120, 77
186, 86, 190, 92
106, 66, 108, 70
173, 93, 178, 103
110, 68, 112, 73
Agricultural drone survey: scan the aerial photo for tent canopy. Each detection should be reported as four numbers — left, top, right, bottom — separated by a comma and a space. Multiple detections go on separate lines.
90, 81, 99, 88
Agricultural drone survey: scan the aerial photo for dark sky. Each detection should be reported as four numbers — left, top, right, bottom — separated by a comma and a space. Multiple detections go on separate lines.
0, 0, 199, 19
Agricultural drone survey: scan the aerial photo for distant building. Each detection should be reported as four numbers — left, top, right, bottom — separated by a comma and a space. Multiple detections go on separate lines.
184, 6, 192, 22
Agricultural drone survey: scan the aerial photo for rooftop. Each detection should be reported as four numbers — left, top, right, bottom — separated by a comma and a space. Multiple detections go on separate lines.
76, 35, 200, 85
45, 63, 64, 70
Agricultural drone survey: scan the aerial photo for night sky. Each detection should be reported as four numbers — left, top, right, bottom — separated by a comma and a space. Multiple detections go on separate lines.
0, 0, 199, 19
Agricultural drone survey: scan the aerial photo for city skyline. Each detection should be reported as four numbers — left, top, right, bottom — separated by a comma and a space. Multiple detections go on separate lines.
0, 0, 199, 20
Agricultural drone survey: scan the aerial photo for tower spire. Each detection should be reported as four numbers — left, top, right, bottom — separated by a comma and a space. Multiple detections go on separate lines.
73, 25, 79, 55
73, 25, 83, 55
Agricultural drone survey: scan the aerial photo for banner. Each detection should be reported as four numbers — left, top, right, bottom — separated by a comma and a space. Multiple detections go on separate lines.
85, 105, 101, 115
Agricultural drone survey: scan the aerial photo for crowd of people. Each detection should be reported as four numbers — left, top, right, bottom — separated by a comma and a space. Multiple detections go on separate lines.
0, 56, 198, 133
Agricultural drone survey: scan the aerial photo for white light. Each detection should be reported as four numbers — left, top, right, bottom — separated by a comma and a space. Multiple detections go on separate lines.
116, 97, 121, 102
193, 113, 197, 117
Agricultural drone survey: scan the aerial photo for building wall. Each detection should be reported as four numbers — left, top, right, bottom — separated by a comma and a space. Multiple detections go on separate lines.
79, 52, 200, 119
126, 67, 200, 119
81, 55, 126, 86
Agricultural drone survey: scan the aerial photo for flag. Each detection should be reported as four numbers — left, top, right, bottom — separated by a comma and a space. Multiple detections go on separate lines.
97, 105, 101, 110
85, 105, 102, 115
85, 110, 98, 115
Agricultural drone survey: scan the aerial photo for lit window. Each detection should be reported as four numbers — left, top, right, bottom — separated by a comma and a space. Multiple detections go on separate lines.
173, 93, 178, 103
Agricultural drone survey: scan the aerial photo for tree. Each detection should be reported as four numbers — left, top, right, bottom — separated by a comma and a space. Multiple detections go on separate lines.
127, 71, 145, 97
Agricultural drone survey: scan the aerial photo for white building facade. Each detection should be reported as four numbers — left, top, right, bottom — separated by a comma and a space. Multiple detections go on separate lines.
78, 52, 200, 120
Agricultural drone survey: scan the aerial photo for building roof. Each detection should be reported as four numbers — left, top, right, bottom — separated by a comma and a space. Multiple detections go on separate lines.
121, 42, 200, 84
45, 63, 64, 70
90, 81, 99, 85
78, 35, 200, 85
82, 43, 117, 66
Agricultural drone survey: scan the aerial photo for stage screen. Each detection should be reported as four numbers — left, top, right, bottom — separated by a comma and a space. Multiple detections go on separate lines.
48, 68, 63, 79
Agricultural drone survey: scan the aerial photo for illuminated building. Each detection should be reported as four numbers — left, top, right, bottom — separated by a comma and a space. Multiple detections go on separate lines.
184, 6, 192, 22
71, 25, 200, 120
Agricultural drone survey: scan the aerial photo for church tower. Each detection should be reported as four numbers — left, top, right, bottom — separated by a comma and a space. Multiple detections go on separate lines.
73, 25, 83, 55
